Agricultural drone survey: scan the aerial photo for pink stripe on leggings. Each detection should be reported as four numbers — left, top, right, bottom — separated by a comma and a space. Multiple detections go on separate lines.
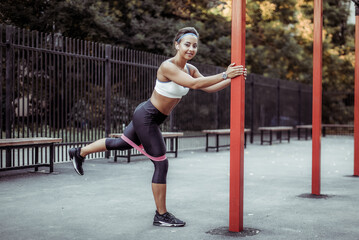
121, 135, 167, 161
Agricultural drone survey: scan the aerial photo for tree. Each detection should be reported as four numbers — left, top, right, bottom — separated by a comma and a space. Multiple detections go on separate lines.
245, 0, 313, 82
0, 0, 231, 66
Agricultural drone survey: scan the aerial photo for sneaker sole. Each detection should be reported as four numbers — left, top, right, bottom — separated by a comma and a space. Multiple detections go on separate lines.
153, 221, 185, 227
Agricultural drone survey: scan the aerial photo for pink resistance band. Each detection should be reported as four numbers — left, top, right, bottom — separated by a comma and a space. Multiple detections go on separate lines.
121, 135, 167, 161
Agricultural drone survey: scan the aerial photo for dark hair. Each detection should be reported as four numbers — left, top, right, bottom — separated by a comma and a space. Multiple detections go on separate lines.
174, 27, 199, 43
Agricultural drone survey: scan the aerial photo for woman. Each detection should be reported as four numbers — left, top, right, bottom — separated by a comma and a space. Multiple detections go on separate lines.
68, 27, 246, 227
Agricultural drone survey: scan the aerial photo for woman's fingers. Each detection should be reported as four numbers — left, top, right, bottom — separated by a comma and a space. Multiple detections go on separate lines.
227, 65, 247, 79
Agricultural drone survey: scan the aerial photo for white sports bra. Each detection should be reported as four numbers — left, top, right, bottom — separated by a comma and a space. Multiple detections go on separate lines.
154, 64, 191, 99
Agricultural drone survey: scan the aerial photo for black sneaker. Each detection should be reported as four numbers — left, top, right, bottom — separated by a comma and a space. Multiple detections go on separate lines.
68, 147, 85, 175
153, 211, 186, 227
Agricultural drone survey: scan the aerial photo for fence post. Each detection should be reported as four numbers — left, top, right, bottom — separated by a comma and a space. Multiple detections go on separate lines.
215, 92, 219, 129
354, 0, 359, 176
276, 80, 280, 126
250, 77, 254, 143
169, 112, 174, 131
298, 85, 302, 125
105, 44, 112, 159
5, 25, 14, 167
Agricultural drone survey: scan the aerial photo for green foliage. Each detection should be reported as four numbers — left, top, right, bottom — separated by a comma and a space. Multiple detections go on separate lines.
0, 0, 230, 66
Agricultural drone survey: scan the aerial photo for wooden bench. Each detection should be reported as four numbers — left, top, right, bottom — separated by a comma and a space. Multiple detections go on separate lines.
322, 124, 354, 137
258, 126, 293, 145
108, 132, 183, 163
0, 137, 62, 173
296, 125, 312, 140
202, 128, 251, 152
296, 124, 354, 139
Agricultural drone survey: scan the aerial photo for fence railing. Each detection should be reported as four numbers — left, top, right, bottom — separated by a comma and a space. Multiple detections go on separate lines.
1, 24, 353, 168
0, 24, 227, 165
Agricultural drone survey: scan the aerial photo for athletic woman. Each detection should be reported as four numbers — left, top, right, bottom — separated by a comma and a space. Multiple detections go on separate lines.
68, 27, 246, 227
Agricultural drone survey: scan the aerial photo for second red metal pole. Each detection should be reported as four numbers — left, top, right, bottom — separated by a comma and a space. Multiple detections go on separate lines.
229, 0, 246, 232
354, 5, 359, 176
312, 0, 323, 195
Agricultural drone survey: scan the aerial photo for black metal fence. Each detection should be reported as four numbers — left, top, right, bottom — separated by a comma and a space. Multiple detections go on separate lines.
0, 24, 353, 167
0, 24, 226, 165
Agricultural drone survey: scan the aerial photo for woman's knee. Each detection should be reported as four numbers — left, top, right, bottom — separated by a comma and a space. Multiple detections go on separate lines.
152, 159, 168, 184
105, 138, 131, 151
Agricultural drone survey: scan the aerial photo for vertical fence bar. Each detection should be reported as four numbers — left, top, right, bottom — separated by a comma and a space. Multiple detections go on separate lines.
39, 32, 44, 137
75, 39, 79, 142
354, 1, 359, 176
5, 26, 14, 167
0, 25, 3, 141
312, 0, 323, 195
105, 45, 112, 158
277, 80, 280, 125
250, 78, 254, 143
298, 85, 302, 125
31, 30, 35, 138
229, 0, 246, 232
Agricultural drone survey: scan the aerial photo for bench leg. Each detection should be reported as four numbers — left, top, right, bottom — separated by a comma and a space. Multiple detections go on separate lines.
170, 138, 173, 152
269, 130, 272, 145
175, 137, 178, 158
49, 144, 54, 173
261, 131, 263, 145
114, 151, 118, 162
216, 134, 219, 152
279, 131, 282, 143
35, 146, 39, 172
288, 130, 291, 143
127, 150, 131, 163
244, 132, 247, 148
6, 148, 11, 168
305, 129, 308, 140
205, 134, 209, 152
298, 128, 300, 140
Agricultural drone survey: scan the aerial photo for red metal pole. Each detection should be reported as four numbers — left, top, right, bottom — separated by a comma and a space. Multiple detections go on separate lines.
229, 0, 246, 232
312, 0, 323, 195
354, 6, 359, 176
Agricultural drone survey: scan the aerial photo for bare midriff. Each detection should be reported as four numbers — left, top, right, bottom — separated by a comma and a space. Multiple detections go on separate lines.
150, 90, 181, 116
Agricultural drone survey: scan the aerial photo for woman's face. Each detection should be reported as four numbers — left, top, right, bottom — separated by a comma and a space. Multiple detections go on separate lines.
175, 35, 198, 60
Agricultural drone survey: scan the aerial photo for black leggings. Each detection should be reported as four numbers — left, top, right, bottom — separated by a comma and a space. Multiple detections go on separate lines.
105, 100, 169, 184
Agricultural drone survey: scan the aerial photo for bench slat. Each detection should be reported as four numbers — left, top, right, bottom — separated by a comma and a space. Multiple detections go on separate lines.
0, 138, 62, 147
202, 129, 250, 134
322, 124, 354, 128
258, 126, 293, 131
296, 125, 312, 129
109, 132, 183, 138
297, 124, 354, 129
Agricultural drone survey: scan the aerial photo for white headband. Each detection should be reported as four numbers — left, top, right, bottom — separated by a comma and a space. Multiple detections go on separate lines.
176, 33, 198, 42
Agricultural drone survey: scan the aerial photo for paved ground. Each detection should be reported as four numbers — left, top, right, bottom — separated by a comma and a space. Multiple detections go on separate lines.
0, 136, 358, 240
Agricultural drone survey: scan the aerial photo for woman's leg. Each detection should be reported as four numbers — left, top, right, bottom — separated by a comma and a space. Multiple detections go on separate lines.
69, 121, 139, 175
80, 138, 107, 157
150, 159, 169, 214
131, 103, 175, 222
152, 183, 167, 214
80, 121, 140, 156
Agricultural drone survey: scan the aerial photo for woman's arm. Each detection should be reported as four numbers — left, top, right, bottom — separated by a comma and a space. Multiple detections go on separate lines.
200, 79, 232, 93
158, 61, 243, 90
190, 64, 246, 93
